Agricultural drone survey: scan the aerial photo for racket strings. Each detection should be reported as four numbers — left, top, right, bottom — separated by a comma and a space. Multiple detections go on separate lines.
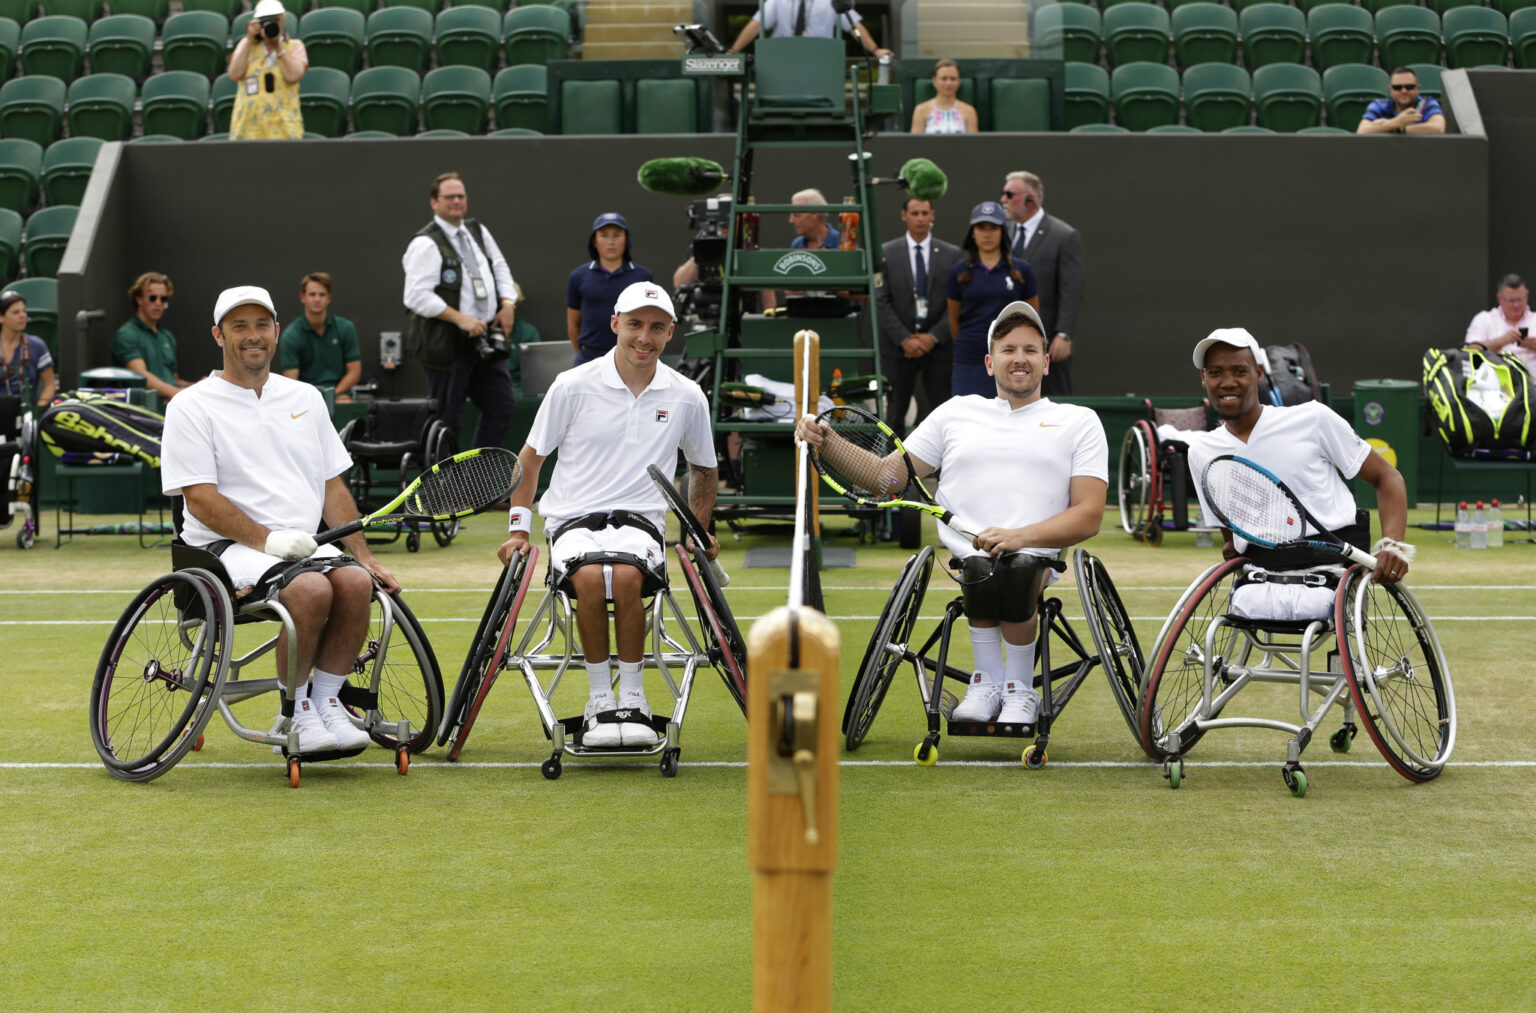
816, 419, 900, 499
1206, 461, 1305, 542
404, 452, 522, 518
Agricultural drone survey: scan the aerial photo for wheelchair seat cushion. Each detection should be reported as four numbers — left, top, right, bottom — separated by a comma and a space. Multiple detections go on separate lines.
1230, 563, 1345, 622
957, 551, 1051, 623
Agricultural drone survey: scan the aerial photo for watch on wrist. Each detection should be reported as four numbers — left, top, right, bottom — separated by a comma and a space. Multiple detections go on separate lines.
1056, 332, 1071, 342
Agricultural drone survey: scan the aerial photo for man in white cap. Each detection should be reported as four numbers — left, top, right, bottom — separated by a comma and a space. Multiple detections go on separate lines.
228, 0, 307, 141
1185, 328, 1411, 620
797, 301, 1106, 728
160, 286, 397, 754
499, 281, 719, 749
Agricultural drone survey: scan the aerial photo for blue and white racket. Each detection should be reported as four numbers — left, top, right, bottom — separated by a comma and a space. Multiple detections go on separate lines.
1200, 454, 1378, 568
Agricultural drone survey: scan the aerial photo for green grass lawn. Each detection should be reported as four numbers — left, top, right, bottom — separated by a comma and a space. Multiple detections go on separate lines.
3, 509, 1534, 1012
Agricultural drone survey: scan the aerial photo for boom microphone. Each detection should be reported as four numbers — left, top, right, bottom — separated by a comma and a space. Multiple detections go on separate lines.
898, 158, 947, 201
637, 157, 730, 197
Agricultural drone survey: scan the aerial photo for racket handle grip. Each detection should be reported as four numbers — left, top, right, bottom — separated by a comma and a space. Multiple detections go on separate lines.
942, 511, 978, 541
711, 557, 731, 587
1344, 544, 1379, 569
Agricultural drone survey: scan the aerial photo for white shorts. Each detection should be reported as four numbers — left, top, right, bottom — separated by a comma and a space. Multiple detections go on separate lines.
213, 541, 346, 592
547, 521, 665, 599
1230, 566, 1343, 622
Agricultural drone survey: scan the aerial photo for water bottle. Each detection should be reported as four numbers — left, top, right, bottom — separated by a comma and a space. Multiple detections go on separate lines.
1454, 501, 1471, 549
1489, 499, 1505, 548
1471, 501, 1488, 550
838, 196, 860, 251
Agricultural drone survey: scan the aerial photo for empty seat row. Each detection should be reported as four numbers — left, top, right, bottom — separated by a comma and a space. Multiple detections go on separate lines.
304, 5, 570, 74
0, 0, 579, 21
0, 70, 208, 142
0, 203, 76, 280
0, 135, 97, 211
1047, 0, 1536, 15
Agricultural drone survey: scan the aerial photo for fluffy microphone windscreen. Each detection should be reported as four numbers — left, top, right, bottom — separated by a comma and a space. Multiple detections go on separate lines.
899, 158, 948, 202
636, 157, 727, 197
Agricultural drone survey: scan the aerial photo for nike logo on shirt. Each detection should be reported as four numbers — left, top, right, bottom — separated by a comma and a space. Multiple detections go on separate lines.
291, 411, 308, 419
1039, 422, 1060, 427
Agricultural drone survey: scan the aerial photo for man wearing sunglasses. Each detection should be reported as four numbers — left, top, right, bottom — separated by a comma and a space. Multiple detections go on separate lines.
112, 271, 192, 401
1357, 67, 1445, 135
1000, 171, 1084, 396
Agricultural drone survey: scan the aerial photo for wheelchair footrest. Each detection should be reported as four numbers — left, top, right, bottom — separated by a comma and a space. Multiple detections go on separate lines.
558, 710, 671, 749
945, 719, 1036, 738
276, 743, 370, 763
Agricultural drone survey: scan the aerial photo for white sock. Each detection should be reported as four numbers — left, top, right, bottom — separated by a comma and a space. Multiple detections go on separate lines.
617, 660, 644, 695
586, 660, 612, 697
967, 625, 1004, 684
1004, 640, 1037, 687
311, 668, 346, 701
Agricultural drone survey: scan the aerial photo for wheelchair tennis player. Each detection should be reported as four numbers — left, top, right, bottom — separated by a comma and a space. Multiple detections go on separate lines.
797, 301, 1107, 726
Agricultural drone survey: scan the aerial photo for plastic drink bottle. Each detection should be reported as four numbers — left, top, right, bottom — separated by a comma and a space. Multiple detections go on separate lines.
838, 197, 859, 250
738, 198, 759, 251
1454, 501, 1471, 549
1489, 499, 1505, 548
1472, 501, 1488, 550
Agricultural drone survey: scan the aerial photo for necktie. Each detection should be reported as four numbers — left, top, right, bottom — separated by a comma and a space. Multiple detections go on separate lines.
914, 243, 927, 299
1013, 224, 1027, 258
457, 229, 488, 318
794, 0, 807, 35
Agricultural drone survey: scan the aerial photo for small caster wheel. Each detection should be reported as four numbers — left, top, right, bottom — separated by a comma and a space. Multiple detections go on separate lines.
193, 733, 204, 752
1023, 745, 1047, 769
541, 756, 562, 780
396, 747, 410, 775
1282, 764, 1307, 797
17, 527, 34, 549
913, 740, 938, 766
659, 748, 679, 778
1143, 521, 1163, 547
406, 531, 421, 553
287, 759, 301, 788
1329, 726, 1355, 754
1164, 757, 1183, 789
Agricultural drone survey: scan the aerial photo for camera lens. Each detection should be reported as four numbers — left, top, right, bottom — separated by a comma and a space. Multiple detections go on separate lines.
261, 17, 280, 37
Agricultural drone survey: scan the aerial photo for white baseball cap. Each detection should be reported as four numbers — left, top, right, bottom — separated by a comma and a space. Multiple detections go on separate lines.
1192, 327, 1264, 368
613, 281, 675, 321
213, 285, 276, 325
987, 300, 1047, 343
253, 0, 285, 17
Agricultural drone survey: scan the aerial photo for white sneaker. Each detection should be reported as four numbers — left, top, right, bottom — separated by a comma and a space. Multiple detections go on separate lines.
582, 691, 622, 748
998, 680, 1041, 726
949, 673, 1003, 722
616, 688, 659, 747
313, 695, 372, 750
272, 698, 339, 754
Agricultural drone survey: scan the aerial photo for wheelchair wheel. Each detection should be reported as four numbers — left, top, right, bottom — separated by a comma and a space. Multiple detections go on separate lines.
1336, 567, 1456, 782
1140, 557, 1246, 760
443, 546, 537, 760
425, 422, 460, 547
676, 544, 747, 714
843, 545, 933, 751
89, 569, 233, 783
359, 589, 444, 754
1117, 421, 1154, 538
1072, 548, 1145, 745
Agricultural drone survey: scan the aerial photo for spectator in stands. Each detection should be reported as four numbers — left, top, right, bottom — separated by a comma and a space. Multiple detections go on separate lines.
402, 171, 518, 450
1465, 273, 1536, 373
911, 59, 977, 135
947, 201, 1038, 398
876, 196, 959, 432
113, 271, 191, 401
228, 0, 308, 141
567, 212, 654, 367
728, 0, 892, 58
0, 290, 55, 408
789, 188, 839, 250
280, 272, 361, 403
1001, 170, 1084, 395
1356, 67, 1445, 135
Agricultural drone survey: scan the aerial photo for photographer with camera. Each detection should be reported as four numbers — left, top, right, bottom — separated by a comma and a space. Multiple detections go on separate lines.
227, 0, 307, 141
402, 172, 518, 451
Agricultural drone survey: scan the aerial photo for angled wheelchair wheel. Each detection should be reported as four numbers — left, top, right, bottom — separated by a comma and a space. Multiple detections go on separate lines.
844, 545, 934, 751
89, 569, 234, 783
444, 546, 537, 760
1118, 421, 1155, 538
1072, 548, 1145, 746
676, 544, 747, 714
358, 588, 444, 754
425, 421, 460, 547
1336, 567, 1456, 782
1140, 556, 1246, 760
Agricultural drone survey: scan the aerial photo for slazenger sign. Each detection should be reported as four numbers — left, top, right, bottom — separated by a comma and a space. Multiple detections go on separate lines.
772, 252, 828, 276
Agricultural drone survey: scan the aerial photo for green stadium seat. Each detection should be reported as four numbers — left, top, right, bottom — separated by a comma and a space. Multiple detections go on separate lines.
489, 126, 540, 136
366, 6, 432, 71
299, 64, 350, 136
1426, 0, 1482, 13
1098, 0, 1141, 7
634, 77, 697, 133
1322, 62, 1388, 127
1442, 7, 1510, 68
0, 138, 40, 213
39, 0, 102, 20
1240, 4, 1306, 68
198, 130, 228, 140
1357, 0, 1401, 12
1298, 124, 1353, 133
1496, 0, 1536, 16
1182, 62, 1252, 131
1227, 0, 1275, 9
232, 10, 300, 40
421, 64, 490, 133
86, 14, 154, 78
1408, 62, 1444, 96
1033, 3, 1102, 64
350, 64, 419, 135
0, 76, 65, 145
492, 63, 546, 132
6, 276, 55, 345
1511, 8, 1536, 66
1376, 7, 1442, 68
1063, 61, 1110, 128
129, 133, 180, 142
39, 136, 100, 205
210, 72, 236, 131
300, 7, 364, 73
1163, 0, 1210, 9
19, 16, 87, 80
1252, 61, 1322, 131
502, 4, 569, 67
559, 78, 619, 134
1148, 123, 1202, 132
416, 127, 467, 136
139, 70, 209, 139
1222, 124, 1276, 132
181, 0, 242, 18
64, 72, 134, 140
0, 208, 19, 283
324, 0, 375, 13
989, 77, 1052, 131
385, 0, 442, 13
0, 0, 34, 23
1069, 122, 1130, 132
22, 203, 75, 278
1110, 60, 1180, 130
1292, 0, 1339, 12
1172, 2, 1238, 68
106, 0, 168, 20
160, 11, 230, 78
434, 4, 499, 70
1307, 4, 1376, 71
342, 129, 395, 138
1102, 2, 1171, 67
0, 17, 19, 83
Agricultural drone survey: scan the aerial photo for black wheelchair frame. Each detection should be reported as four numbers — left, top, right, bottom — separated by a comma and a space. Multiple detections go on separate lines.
338, 398, 458, 552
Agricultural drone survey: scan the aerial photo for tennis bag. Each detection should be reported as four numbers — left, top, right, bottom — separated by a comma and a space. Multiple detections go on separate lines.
39, 390, 164, 468
1258, 343, 1323, 406
1422, 347, 1534, 454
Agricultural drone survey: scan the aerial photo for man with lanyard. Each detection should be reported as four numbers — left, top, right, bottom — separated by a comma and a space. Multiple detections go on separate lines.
874, 195, 960, 432
498, 281, 719, 749
797, 302, 1107, 726
728, 0, 892, 56
1185, 328, 1411, 621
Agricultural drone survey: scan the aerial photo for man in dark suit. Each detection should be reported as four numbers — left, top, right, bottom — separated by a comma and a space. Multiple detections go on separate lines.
1002, 171, 1084, 395
876, 196, 961, 432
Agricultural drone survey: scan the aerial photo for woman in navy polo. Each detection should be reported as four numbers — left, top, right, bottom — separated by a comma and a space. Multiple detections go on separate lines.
566, 212, 654, 367
945, 202, 1039, 398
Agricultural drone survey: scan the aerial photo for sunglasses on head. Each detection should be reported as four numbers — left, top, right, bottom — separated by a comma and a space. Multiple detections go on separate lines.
1391, 82, 1418, 91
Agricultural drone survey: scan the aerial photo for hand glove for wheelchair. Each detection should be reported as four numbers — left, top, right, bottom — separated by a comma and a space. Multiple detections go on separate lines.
264, 529, 317, 561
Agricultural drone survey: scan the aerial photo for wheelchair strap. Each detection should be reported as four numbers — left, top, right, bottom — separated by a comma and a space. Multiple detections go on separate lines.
338, 682, 379, 712
562, 708, 669, 747
1236, 566, 1341, 590
549, 510, 664, 546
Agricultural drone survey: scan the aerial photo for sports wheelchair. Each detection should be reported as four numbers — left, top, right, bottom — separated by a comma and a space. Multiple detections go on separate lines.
843, 546, 1144, 767
1137, 557, 1456, 796
338, 399, 458, 552
1117, 401, 1221, 547
89, 543, 445, 786
438, 520, 747, 780
0, 395, 39, 549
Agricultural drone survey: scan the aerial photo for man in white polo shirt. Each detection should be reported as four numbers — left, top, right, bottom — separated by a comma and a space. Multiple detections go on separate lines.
798, 301, 1107, 726
498, 281, 719, 749
161, 285, 398, 754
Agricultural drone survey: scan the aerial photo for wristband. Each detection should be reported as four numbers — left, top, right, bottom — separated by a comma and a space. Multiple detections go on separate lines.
1372, 537, 1417, 563
508, 506, 532, 534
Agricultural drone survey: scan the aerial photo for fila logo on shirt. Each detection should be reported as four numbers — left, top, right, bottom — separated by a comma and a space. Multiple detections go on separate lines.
655, 409, 670, 423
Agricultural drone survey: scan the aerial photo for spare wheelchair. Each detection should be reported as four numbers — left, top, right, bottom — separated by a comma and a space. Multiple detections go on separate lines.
0, 394, 39, 549
844, 546, 1145, 767
89, 542, 444, 786
1117, 400, 1220, 547
338, 399, 458, 552
1138, 557, 1456, 796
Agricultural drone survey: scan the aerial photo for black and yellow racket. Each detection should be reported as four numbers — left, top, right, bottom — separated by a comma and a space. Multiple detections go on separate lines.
318, 447, 523, 546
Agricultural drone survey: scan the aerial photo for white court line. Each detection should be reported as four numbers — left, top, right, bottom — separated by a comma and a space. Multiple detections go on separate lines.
5, 583, 1535, 595
8, 614, 1536, 627
4, 759, 1534, 771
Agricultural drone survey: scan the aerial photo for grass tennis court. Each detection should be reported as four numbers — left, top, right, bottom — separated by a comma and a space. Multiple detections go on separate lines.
4, 509, 1534, 1011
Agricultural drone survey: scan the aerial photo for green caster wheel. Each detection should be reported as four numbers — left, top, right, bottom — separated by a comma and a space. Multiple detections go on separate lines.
1164, 757, 1183, 789
1329, 725, 1356, 754
1283, 765, 1307, 797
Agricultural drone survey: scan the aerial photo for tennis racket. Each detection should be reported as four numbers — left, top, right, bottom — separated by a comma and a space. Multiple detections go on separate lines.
318, 447, 523, 547
646, 464, 729, 586
806, 404, 978, 540
1200, 454, 1377, 568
